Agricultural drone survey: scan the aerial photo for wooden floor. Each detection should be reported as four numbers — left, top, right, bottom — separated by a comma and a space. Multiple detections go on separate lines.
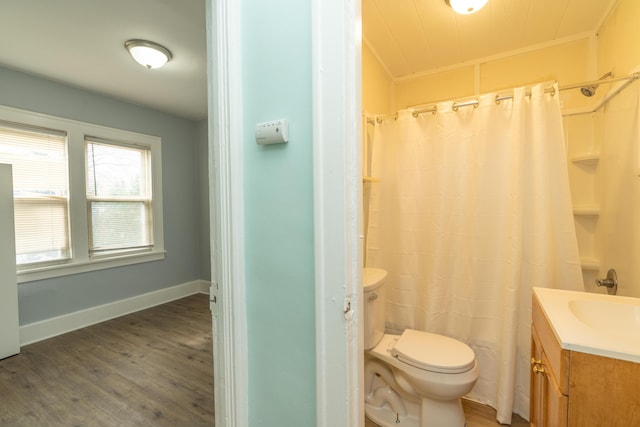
0, 294, 214, 427
461, 399, 529, 426
1, 293, 529, 426
366, 399, 529, 426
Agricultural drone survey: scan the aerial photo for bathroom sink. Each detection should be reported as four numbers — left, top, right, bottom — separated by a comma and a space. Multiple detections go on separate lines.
533, 287, 640, 363
568, 299, 640, 341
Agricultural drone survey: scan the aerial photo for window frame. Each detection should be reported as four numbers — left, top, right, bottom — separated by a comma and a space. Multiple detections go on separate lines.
0, 124, 71, 267
0, 106, 165, 283
85, 137, 155, 257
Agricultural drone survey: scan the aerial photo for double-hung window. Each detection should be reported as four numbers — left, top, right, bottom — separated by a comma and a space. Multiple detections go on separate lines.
0, 106, 164, 283
0, 123, 70, 266
86, 138, 154, 257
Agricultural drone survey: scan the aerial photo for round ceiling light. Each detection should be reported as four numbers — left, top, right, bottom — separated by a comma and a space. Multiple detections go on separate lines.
125, 39, 173, 69
446, 0, 488, 15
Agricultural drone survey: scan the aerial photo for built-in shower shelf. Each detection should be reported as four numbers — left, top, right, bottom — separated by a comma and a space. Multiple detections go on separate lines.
573, 205, 600, 215
363, 176, 379, 183
571, 152, 600, 166
580, 257, 600, 271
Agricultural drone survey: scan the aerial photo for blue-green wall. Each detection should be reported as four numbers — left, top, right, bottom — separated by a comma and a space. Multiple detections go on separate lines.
0, 66, 205, 325
241, 0, 316, 425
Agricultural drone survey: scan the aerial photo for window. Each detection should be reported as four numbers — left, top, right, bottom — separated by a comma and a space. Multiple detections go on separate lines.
86, 138, 153, 257
0, 123, 70, 266
0, 106, 164, 283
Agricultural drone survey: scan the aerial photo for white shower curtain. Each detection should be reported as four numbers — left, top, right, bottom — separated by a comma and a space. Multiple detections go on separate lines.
365, 84, 583, 423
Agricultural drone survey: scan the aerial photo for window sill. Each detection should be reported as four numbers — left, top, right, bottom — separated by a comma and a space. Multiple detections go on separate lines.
17, 250, 166, 283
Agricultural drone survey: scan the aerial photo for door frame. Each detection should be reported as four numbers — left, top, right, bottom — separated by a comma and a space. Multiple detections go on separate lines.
206, 0, 248, 425
207, 0, 362, 425
312, 0, 363, 426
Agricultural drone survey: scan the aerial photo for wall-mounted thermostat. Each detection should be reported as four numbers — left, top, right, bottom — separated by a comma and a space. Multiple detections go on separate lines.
255, 119, 289, 145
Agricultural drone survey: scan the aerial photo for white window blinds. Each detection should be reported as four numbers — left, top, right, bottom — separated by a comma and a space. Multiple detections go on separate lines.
0, 123, 70, 266
86, 137, 153, 256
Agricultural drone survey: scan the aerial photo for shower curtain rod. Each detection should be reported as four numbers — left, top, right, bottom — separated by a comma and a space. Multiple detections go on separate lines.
367, 72, 640, 124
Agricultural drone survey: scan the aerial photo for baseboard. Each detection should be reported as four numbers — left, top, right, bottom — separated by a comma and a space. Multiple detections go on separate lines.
19, 280, 211, 346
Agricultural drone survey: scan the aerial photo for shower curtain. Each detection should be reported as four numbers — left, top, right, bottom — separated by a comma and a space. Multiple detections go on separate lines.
365, 84, 583, 423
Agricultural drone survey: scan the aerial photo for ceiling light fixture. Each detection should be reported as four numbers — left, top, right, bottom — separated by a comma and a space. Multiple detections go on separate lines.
125, 39, 172, 69
446, 0, 488, 15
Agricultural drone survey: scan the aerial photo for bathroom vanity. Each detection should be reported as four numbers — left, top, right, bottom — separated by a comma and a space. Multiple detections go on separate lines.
530, 287, 640, 427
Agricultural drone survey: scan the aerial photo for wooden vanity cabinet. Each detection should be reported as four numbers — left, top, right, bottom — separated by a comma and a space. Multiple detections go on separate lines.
531, 295, 640, 427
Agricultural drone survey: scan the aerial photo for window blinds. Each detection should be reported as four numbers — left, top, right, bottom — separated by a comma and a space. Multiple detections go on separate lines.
0, 123, 69, 265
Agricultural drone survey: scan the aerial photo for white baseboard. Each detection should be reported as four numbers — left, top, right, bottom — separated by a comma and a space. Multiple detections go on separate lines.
19, 280, 211, 346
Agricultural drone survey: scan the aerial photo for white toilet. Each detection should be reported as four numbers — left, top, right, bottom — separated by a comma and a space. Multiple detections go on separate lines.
363, 268, 479, 427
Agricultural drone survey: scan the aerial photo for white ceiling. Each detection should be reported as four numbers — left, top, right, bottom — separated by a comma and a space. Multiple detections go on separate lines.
363, 0, 618, 79
0, 0, 207, 121
0, 0, 618, 120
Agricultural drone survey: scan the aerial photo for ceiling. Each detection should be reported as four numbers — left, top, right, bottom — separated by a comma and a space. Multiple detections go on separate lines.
0, 0, 207, 121
363, 0, 618, 80
0, 1, 618, 120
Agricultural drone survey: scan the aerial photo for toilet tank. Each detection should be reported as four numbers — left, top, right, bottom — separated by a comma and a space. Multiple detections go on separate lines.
363, 268, 387, 350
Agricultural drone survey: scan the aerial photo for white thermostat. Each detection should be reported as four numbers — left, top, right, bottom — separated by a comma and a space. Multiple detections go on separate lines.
255, 119, 289, 145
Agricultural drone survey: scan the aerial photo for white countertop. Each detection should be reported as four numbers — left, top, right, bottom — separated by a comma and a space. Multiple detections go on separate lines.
533, 287, 640, 363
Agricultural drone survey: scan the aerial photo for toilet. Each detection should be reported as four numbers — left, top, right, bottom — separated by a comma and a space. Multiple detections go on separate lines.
363, 268, 479, 427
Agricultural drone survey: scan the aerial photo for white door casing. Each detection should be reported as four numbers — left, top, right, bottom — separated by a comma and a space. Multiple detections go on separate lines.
206, 0, 248, 425
312, 0, 363, 426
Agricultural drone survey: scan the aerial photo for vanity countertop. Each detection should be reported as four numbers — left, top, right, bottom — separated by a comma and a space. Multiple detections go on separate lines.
533, 287, 640, 363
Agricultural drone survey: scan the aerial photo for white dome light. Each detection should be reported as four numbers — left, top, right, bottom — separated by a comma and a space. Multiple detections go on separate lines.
125, 39, 172, 69
447, 0, 488, 15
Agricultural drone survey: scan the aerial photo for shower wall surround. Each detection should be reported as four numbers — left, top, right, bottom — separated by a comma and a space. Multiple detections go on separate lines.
363, 0, 640, 297
566, 83, 640, 297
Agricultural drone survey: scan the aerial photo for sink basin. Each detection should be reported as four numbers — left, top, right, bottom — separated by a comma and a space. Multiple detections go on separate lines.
533, 287, 640, 363
568, 299, 640, 341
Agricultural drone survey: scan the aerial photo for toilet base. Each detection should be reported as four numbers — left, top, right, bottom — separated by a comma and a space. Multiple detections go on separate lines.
365, 398, 466, 427
420, 397, 466, 427
365, 402, 419, 427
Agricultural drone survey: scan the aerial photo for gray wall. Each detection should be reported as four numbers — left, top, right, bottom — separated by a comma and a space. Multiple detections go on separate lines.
0, 66, 207, 325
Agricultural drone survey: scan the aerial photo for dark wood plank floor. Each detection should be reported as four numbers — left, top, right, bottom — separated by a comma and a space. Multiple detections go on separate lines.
2, 293, 529, 426
0, 293, 214, 427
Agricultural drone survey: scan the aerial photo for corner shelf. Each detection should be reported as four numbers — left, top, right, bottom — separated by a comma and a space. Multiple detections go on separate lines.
573, 205, 600, 216
580, 257, 600, 271
571, 152, 600, 166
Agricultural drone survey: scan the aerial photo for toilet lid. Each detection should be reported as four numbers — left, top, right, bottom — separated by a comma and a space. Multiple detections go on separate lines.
391, 329, 475, 374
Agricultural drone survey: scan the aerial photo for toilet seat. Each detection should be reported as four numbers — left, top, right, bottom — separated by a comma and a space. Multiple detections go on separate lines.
391, 329, 475, 374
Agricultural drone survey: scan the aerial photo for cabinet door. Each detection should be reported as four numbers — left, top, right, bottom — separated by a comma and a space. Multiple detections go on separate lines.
541, 350, 567, 427
530, 329, 544, 427
531, 325, 568, 427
